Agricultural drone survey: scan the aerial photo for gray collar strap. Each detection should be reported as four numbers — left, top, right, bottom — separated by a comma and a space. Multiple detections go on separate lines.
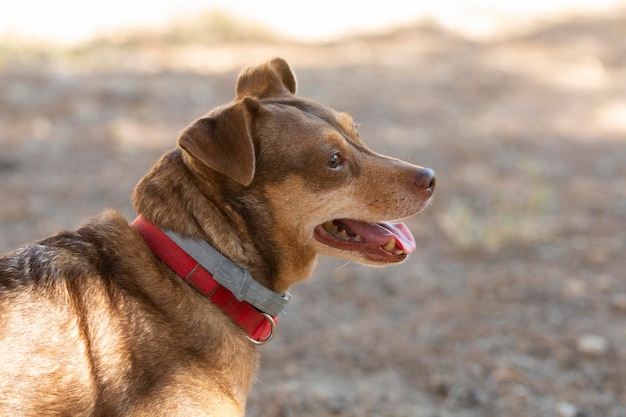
164, 230, 291, 317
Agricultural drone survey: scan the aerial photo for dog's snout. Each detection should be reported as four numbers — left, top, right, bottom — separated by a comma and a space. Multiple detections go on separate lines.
415, 167, 436, 192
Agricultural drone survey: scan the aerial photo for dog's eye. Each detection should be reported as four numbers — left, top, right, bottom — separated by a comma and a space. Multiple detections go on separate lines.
327, 154, 343, 169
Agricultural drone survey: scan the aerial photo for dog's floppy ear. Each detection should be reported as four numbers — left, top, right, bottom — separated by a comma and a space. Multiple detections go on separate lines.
236, 57, 297, 99
178, 97, 260, 186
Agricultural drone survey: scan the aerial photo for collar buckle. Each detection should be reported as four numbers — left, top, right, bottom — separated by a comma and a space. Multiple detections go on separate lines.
247, 313, 276, 345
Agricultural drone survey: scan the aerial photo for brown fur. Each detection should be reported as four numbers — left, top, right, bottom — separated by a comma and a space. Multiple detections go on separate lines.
0, 58, 435, 416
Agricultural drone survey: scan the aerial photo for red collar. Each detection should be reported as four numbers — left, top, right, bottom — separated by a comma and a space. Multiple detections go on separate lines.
131, 216, 277, 344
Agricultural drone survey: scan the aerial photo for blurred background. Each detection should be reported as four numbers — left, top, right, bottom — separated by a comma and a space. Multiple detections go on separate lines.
2, 1, 626, 416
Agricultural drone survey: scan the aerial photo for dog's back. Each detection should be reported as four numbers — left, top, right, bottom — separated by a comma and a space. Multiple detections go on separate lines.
1, 243, 96, 415
0, 211, 255, 416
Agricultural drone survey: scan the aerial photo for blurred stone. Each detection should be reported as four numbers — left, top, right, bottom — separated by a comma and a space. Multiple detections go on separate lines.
576, 334, 609, 356
492, 366, 525, 384
428, 375, 450, 397
556, 401, 578, 417
562, 279, 586, 299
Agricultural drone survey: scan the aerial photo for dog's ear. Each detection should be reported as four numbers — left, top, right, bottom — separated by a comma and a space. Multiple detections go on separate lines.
236, 57, 297, 99
178, 97, 260, 186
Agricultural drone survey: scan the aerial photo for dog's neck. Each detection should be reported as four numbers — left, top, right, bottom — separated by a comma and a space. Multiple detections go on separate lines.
131, 215, 289, 344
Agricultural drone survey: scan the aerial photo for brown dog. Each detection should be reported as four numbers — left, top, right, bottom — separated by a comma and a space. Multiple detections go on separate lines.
0, 58, 435, 416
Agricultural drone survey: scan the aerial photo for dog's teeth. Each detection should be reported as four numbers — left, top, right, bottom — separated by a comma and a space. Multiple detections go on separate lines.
383, 238, 396, 252
395, 249, 405, 255
338, 230, 349, 240
354, 234, 362, 242
323, 221, 338, 233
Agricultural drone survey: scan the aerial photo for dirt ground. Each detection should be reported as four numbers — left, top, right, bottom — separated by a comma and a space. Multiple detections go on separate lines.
1, 9, 626, 417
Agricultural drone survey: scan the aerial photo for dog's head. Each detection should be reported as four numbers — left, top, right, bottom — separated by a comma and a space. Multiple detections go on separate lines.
178, 58, 435, 291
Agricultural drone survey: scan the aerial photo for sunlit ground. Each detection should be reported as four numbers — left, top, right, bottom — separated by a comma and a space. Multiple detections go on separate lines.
3, 0, 625, 138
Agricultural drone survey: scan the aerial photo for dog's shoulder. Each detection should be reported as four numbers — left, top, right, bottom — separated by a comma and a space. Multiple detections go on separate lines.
0, 209, 142, 293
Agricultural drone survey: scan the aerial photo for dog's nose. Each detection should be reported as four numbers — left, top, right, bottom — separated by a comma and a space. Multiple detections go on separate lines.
415, 167, 436, 192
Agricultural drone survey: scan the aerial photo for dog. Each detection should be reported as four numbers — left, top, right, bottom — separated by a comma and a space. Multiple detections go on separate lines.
0, 58, 435, 416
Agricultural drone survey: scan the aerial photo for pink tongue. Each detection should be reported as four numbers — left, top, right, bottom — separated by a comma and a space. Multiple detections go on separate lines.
381, 222, 416, 254
340, 219, 416, 254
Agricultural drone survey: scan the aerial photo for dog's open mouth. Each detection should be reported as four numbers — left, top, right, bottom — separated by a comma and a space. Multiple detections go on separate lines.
313, 219, 416, 263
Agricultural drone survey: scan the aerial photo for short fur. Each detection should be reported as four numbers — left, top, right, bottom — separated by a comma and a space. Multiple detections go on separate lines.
0, 58, 435, 416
